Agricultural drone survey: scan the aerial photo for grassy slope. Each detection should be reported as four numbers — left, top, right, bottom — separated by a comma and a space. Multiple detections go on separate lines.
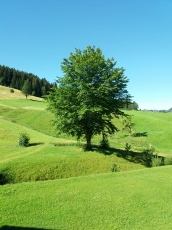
1, 85, 172, 229
1, 86, 172, 154
107, 110, 172, 155
1, 85, 172, 184
0, 86, 145, 184
0, 117, 144, 184
131, 110, 172, 153
0, 85, 44, 101
1, 166, 172, 229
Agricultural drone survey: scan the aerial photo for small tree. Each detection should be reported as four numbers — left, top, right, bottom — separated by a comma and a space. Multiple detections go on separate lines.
18, 132, 30, 147
22, 79, 32, 99
48, 46, 131, 150
100, 133, 110, 149
122, 116, 135, 136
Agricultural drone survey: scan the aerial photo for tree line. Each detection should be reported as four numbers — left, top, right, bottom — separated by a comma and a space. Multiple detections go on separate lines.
124, 101, 139, 110
0, 65, 55, 97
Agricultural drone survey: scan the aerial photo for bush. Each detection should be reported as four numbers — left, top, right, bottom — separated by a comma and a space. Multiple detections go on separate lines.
144, 145, 155, 155
100, 133, 109, 149
111, 163, 120, 172
151, 154, 163, 167
125, 142, 131, 152
18, 132, 30, 147
164, 155, 172, 166
10, 88, 14, 93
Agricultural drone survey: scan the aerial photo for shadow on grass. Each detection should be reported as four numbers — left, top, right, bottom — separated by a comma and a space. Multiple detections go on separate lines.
132, 132, 148, 137
0, 225, 57, 230
29, 99, 45, 102
29, 142, 44, 147
0, 226, 56, 230
94, 146, 153, 167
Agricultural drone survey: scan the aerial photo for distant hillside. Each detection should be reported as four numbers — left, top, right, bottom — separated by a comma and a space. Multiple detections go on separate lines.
0, 65, 56, 97
0, 85, 43, 100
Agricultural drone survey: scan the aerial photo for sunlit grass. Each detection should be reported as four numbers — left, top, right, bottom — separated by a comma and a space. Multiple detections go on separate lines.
1, 86, 172, 229
0, 85, 44, 101
0, 98, 46, 110
1, 166, 172, 229
0, 116, 145, 184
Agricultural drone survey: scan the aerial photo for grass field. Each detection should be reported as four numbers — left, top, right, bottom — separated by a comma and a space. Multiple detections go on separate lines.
1, 85, 172, 229
1, 167, 172, 229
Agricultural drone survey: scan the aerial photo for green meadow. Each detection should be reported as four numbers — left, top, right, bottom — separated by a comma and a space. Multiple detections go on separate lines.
1, 85, 172, 229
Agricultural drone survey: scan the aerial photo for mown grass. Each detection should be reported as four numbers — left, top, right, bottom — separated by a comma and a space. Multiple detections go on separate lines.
128, 110, 172, 154
1, 166, 172, 229
0, 104, 56, 137
1, 86, 172, 229
0, 98, 46, 110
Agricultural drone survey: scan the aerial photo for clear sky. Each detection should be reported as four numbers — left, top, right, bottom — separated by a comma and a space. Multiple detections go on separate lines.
0, 0, 172, 110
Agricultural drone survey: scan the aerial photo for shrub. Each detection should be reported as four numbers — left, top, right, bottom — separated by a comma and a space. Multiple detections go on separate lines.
18, 132, 30, 147
151, 154, 163, 167
125, 142, 131, 152
100, 133, 109, 149
111, 163, 120, 172
164, 155, 172, 166
10, 88, 14, 93
0, 170, 11, 185
144, 145, 155, 155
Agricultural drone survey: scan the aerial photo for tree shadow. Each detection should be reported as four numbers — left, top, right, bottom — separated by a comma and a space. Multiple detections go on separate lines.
29, 99, 45, 103
29, 142, 44, 147
94, 146, 154, 167
0, 226, 56, 230
132, 132, 148, 137
116, 149, 153, 167
93, 146, 116, 155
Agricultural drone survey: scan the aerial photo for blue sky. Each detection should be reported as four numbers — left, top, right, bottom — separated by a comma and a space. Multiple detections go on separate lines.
0, 0, 172, 110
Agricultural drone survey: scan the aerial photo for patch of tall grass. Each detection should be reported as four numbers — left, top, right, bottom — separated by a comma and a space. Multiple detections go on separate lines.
0, 144, 146, 185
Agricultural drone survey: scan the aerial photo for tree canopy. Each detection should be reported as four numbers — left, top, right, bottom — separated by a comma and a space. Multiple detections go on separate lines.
48, 46, 131, 149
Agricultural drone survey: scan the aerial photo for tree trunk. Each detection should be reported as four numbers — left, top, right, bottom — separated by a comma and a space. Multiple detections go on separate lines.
86, 134, 92, 150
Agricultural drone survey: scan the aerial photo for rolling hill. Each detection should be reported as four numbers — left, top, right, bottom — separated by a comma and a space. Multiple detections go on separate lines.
1, 85, 172, 229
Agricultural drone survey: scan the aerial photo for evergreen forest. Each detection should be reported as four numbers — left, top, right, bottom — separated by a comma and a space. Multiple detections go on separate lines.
0, 65, 55, 97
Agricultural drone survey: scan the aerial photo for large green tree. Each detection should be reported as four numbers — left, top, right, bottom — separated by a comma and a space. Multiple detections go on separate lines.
48, 46, 131, 149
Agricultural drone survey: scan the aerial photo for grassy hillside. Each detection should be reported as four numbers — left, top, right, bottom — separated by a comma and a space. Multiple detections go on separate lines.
1, 85, 172, 229
0, 85, 44, 100
105, 110, 172, 155
1, 166, 172, 229
0, 116, 145, 184
1, 85, 172, 185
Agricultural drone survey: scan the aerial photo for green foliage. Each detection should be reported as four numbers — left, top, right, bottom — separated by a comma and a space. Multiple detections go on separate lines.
48, 46, 131, 150
10, 88, 14, 93
122, 115, 135, 136
0, 65, 53, 97
18, 132, 30, 147
144, 145, 155, 155
111, 163, 120, 172
164, 155, 172, 165
124, 100, 139, 110
151, 154, 163, 167
125, 142, 131, 152
99, 133, 110, 149
22, 79, 32, 99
